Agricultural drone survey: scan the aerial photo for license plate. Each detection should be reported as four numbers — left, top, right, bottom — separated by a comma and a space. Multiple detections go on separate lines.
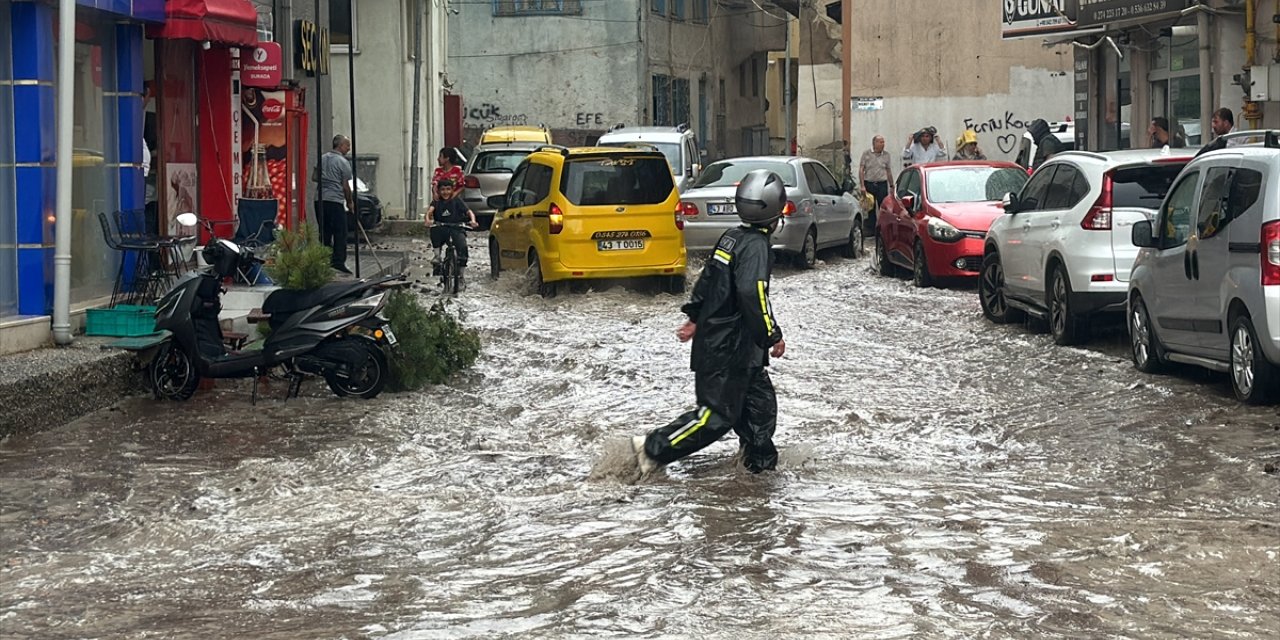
382, 324, 398, 345
709, 203, 737, 215
597, 239, 645, 251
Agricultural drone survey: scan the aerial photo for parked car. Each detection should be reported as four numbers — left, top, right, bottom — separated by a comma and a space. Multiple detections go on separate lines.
679, 156, 865, 268
597, 123, 703, 192
980, 149, 1192, 345
480, 125, 552, 145
1127, 133, 1280, 403
461, 142, 543, 229
487, 145, 686, 297
347, 178, 382, 239
876, 161, 1028, 287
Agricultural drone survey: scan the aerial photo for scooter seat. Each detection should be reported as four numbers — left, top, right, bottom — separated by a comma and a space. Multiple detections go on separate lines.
262, 280, 370, 316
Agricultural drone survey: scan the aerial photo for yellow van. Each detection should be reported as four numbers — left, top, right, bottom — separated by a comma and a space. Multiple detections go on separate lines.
480, 125, 553, 145
488, 146, 686, 297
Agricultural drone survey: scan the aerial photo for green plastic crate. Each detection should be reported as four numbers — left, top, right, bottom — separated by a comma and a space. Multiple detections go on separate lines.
85, 305, 157, 337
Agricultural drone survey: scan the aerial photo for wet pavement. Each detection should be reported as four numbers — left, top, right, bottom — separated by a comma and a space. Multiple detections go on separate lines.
2, 239, 1277, 639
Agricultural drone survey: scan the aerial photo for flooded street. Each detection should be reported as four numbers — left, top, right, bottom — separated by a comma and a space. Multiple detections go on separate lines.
2, 242, 1277, 639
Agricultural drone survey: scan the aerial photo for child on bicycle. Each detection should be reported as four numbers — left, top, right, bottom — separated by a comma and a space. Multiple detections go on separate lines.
426, 179, 479, 274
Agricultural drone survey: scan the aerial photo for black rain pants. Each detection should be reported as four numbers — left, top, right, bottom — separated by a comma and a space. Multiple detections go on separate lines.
643, 367, 778, 473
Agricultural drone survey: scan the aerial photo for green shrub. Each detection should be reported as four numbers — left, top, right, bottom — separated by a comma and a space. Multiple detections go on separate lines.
266, 223, 333, 290
384, 290, 481, 391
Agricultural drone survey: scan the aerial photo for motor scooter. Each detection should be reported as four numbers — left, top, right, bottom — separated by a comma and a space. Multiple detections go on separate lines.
138, 213, 401, 402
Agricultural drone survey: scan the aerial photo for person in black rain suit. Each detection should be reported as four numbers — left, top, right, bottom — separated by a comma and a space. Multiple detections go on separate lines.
632, 169, 788, 476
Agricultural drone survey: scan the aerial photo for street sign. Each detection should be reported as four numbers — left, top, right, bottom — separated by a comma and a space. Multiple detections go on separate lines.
243, 42, 283, 88
1002, 0, 1078, 39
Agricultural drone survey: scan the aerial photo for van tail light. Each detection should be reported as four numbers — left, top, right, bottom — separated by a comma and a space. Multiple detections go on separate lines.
1263, 220, 1280, 286
782, 201, 797, 217
464, 175, 480, 189
549, 203, 564, 235
1081, 173, 1113, 231
677, 201, 698, 230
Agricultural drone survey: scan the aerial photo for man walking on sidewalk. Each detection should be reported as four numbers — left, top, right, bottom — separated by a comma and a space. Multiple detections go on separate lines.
630, 169, 788, 478
859, 135, 894, 230
320, 135, 355, 274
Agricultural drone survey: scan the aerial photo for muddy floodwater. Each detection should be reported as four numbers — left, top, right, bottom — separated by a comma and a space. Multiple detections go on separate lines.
2, 241, 1277, 639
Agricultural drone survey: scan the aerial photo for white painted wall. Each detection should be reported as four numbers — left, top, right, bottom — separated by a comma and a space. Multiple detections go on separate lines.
847, 66, 1072, 168
795, 62, 844, 172
332, 0, 446, 219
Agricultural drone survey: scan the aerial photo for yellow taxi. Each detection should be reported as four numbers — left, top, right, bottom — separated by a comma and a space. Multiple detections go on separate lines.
488, 145, 687, 297
480, 125, 553, 145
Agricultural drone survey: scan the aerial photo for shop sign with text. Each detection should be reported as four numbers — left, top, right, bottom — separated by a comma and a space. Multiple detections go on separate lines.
296, 20, 330, 76
1002, 0, 1078, 39
1077, 0, 1192, 27
243, 42, 283, 88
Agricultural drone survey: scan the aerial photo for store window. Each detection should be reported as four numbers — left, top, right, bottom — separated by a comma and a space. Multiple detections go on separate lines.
68, 15, 120, 304
0, 0, 16, 318
1150, 28, 1202, 147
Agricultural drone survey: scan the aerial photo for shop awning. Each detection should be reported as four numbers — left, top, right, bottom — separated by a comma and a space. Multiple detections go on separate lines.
148, 0, 259, 46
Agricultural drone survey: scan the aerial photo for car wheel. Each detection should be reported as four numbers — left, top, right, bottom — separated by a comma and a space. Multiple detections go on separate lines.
1230, 314, 1278, 404
875, 236, 894, 276
797, 228, 817, 270
489, 238, 501, 281
1129, 294, 1165, 374
979, 252, 1024, 324
528, 249, 556, 299
841, 218, 863, 259
663, 275, 686, 295
1048, 265, 1086, 345
912, 241, 933, 288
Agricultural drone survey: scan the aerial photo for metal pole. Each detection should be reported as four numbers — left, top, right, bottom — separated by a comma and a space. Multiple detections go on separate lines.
52, 0, 75, 345
314, 0, 324, 240
784, 13, 792, 156
407, 0, 424, 222
348, 36, 360, 278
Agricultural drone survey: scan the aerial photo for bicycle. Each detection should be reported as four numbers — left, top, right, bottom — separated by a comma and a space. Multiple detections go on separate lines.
431, 222, 476, 295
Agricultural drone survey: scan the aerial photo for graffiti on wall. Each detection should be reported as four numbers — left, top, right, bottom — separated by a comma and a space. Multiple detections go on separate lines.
466, 103, 528, 127
962, 110, 1029, 155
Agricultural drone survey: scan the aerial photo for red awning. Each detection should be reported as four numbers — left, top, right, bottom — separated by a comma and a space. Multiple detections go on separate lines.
148, 0, 259, 47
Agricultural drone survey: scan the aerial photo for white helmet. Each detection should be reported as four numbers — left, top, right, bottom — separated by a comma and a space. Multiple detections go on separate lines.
735, 169, 787, 225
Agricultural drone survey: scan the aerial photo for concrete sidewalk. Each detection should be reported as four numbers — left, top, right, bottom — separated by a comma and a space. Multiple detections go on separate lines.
0, 237, 414, 440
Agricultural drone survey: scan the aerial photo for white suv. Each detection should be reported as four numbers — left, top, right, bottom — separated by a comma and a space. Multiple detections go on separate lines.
1127, 134, 1280, 403
980, 150, 1192, 344
596, 124, 704, 192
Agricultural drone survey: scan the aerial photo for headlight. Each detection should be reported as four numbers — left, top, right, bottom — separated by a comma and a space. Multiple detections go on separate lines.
927, 217, 963, 243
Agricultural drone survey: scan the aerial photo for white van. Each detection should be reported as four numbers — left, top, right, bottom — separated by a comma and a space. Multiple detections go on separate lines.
596, 124, 704, 192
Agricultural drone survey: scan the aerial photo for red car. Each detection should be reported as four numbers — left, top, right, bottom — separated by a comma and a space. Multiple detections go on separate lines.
875, 161, 1029, 287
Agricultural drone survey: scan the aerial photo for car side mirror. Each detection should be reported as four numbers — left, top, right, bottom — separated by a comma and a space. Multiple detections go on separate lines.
487, 194, 508, 211
1131, 220, 1156, 248
1002, 192, 1020, 214
900, 194, 916, 211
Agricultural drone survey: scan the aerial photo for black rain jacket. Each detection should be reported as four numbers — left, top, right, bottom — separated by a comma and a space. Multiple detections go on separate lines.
681, 225, 784, 372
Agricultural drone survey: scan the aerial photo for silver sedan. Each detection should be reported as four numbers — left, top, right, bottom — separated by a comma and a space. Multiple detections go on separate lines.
679, 156, 866, 268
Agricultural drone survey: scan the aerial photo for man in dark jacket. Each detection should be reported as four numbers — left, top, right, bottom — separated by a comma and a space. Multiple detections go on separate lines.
632, 169, 788, 476
1028, 119, 1065, 169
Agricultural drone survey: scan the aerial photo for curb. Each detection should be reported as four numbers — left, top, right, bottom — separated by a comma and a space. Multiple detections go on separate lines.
0, 348, 147, 440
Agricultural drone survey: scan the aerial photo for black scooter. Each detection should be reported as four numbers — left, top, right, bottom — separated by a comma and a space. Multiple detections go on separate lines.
139, 215, 400, 402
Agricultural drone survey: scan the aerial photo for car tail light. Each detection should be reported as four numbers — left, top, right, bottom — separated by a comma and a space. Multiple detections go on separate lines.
549, 203, 564, 235
1263, 220, 1280, 286
1091, 274, 1114, 282
677, 201, 698, 230
464, 175, 480, 189
1081, 173, 1113, 231
782, 201, 797, 217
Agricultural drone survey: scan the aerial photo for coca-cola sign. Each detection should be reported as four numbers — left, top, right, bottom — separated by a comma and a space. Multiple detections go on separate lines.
262, 99, 285, 121
1002, 0, 1079, 39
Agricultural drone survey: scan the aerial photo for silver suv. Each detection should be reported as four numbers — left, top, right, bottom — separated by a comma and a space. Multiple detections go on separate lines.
461, 142, 543, 228
1127, 133, 1280, 403
980, 150, 1191, 345
596, 124, 703, 192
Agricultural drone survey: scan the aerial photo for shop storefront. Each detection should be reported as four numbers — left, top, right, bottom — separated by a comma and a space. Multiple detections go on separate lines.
1, 0, 165, 320
1004, 0, 1265, 152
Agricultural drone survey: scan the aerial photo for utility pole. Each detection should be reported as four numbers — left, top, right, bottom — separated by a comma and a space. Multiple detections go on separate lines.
407, 0, 424, 221
783, 11, 792, 155
348, 28, 361, 277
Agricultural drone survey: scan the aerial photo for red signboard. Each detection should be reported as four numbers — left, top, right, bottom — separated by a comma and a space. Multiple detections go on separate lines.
242, 42, 283, 88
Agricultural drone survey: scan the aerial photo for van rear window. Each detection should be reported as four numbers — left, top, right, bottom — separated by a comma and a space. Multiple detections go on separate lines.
561, 156, 674, 206
1111, 164, 1185, 209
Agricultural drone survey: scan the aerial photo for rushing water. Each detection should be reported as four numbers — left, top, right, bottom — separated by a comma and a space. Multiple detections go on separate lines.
1, 240, 1277, 639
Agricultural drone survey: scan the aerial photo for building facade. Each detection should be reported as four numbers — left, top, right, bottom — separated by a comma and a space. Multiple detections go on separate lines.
841, 0, 1074, 165
446, 0, 786, 160
1002, 0, 1277, 152
329, 0, 448, 220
